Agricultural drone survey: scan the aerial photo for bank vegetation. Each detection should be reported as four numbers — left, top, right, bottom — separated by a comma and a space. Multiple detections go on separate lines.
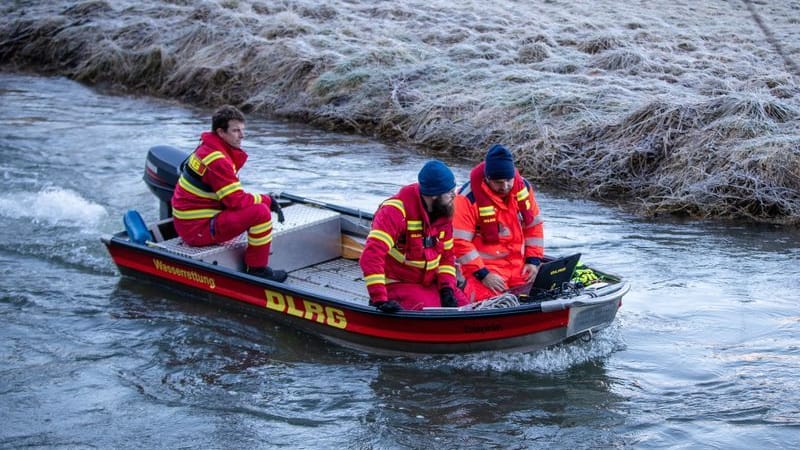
2, 0, 799, 223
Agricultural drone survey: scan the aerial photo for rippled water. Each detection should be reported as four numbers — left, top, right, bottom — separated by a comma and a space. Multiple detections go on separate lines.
1, 73, 799, 449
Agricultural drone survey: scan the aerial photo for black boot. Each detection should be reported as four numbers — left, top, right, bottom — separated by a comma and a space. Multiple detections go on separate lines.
246, 266, 288, 282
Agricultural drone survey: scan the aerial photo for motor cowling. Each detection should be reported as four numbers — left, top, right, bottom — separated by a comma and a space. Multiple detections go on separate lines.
144, 145, 189, 219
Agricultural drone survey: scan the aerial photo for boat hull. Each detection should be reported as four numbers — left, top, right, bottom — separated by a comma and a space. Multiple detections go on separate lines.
104, 235, 627, 356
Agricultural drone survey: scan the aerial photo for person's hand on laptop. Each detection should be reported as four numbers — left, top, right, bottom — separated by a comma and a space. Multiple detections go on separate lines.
521, 264, 539, 283
481, 272, 508, 294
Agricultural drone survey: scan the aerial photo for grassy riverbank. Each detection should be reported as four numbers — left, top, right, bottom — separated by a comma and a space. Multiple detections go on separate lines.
2, 0, 799, 223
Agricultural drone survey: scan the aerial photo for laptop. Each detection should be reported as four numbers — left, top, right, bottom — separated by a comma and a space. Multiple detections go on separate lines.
525, 253, 581, 299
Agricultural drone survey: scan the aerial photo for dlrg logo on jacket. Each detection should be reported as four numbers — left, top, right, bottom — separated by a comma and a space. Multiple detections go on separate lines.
187, 154, 207, 176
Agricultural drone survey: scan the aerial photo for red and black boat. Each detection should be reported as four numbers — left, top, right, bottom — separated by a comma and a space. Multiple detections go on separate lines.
101, 145, 629, 355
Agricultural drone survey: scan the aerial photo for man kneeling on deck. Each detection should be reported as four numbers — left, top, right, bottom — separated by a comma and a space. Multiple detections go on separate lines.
359, 160, 468, 312
171, 105, 288, 282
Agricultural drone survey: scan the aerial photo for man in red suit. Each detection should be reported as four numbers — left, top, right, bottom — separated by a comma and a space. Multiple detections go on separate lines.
359, 160, 468, 312
453, 144, 545, 301
171, 105, 287, 282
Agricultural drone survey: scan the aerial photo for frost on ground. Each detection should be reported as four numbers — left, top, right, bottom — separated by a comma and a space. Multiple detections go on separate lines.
1, 0, 799, 223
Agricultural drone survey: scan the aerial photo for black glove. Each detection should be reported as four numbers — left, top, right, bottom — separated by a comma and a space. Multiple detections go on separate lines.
269, 194, 285, 223
440, 287, 457, 307
370, 299, 402, 313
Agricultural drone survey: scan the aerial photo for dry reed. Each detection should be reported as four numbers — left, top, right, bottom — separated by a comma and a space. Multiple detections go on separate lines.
1, 0, 799, 224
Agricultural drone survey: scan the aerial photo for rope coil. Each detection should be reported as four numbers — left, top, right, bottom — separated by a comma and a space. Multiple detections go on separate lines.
461, 293, 521, 310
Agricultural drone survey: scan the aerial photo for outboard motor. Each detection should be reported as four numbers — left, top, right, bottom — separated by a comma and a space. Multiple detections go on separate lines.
144, 145, 189, 219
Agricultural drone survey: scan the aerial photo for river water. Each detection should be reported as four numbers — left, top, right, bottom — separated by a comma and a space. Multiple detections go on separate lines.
1, 72, 798, 449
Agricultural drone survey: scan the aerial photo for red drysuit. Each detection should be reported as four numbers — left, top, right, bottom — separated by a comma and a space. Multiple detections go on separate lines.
453, 163, 544, 301
171, 131, 274, 268
359, 184, 467, 310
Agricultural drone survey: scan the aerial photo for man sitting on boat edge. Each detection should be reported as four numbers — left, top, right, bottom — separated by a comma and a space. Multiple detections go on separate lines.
170, 105, 288, 282
359, 160, 469, 312
453, 144, 545, 302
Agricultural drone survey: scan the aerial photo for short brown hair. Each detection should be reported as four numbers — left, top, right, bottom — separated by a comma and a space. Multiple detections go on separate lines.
211, 105, 245, 132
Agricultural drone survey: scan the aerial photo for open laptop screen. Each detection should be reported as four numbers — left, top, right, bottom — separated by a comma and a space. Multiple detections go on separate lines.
530, 253, 581, 294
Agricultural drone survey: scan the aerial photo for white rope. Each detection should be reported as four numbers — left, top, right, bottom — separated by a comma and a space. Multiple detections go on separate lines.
457, 283, 588, 311
461, 292, 521, 310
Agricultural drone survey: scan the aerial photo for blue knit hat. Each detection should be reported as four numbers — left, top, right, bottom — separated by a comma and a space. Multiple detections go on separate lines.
418, 160, 456, 196
484, 144, 515, 180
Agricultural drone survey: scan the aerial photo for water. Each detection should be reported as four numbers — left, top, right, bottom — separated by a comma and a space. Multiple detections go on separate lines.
1, 72, 798, 449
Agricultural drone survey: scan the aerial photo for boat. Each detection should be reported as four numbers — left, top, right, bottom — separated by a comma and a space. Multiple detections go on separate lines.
101, 145, 630, 356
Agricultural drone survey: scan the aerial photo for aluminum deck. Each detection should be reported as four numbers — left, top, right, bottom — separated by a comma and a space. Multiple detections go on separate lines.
148, 203, 369, 303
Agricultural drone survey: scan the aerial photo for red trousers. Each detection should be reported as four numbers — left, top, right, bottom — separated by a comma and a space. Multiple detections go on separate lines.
175, 203, 273, 268
387, 283, 469, 311
462, 277, 530, 303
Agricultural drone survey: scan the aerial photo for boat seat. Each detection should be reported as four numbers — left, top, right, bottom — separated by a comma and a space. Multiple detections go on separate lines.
150, 203, 342, 272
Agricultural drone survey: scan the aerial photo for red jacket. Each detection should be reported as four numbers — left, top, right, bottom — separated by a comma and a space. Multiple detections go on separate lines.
171, 131, 271, 241
359, 184, 458, 302
453, 173, 544, 286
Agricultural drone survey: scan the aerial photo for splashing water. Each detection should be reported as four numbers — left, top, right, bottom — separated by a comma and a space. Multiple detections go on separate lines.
421, 321, 626, 374
0, 187, 108, 228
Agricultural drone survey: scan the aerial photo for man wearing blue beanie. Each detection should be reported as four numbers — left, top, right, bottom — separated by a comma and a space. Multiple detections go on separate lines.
452, 144, 545, 302
360, 160, 467, 312
418, 160, 456, 196
484, 144, 516, 180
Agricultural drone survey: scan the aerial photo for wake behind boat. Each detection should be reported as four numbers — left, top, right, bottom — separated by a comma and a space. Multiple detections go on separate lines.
101, 145, 629, 355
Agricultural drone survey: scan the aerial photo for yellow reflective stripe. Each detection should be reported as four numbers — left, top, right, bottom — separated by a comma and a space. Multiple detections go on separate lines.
404, 259, 427, 269
178, 176, 218, 199
478, 206, 495, 216
253, 193, 262, 204
201, 151, 226, 165
387, 247, 406, 264
438, 264, 456, 277
407, 220, 423, 231
367, 229, 394, 249
387, 248, 441, 270
364, 274, 386, 286
217, 181, 243, 199
442, 238, 453, 250
172, 208, 220, 220
382, 199, 405, 218
250, 220, 272, 234
516, 188, 529, 201
248, 234, 272, 246
396, 251, 432, 269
